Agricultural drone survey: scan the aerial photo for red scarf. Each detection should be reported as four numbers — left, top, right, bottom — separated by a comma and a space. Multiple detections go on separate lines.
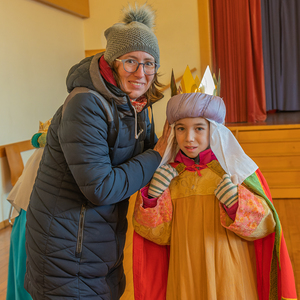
171, 149, 217, 176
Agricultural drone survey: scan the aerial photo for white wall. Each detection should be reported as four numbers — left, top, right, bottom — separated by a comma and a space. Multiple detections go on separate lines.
0, 0, 85, 223
84, 0, 201, 134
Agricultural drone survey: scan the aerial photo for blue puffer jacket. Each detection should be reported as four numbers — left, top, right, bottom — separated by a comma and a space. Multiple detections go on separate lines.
25, 53, 162, 299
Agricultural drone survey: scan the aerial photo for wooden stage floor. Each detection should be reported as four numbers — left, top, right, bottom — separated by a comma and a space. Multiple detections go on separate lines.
226, 111, 300, 127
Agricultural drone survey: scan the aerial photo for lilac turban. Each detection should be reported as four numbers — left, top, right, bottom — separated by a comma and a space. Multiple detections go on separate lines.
166, 93, 226, 124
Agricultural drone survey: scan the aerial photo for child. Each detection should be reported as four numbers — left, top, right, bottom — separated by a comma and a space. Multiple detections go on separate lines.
132, 93, 297, 300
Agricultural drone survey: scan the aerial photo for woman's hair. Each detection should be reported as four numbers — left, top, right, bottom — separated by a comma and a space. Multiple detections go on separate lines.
111, 60, 165, 103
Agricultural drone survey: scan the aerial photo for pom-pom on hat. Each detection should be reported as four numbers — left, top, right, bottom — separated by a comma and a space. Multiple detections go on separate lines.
104, 3, 160, 65
166, 93, 226, 125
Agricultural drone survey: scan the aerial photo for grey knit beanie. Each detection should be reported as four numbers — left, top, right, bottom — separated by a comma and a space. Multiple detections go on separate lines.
104, 3, 160, 65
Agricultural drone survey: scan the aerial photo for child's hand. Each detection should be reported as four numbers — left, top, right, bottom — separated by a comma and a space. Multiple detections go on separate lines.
148, 164, 178, 198
214, 174, 238, 208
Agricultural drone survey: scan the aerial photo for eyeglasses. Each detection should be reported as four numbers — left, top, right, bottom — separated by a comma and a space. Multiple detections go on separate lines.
115, 58, 160, 75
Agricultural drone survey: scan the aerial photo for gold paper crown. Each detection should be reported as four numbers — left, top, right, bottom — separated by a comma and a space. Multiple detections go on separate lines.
38, 118, 52, 133
171, 66, 221, 97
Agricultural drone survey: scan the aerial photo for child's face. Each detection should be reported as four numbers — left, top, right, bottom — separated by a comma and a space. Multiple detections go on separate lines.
175, 117, 210, 159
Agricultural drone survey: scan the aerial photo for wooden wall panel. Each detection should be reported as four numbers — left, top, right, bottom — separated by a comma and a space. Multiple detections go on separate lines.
228, 124, 300, 198
273, 199, 300, 298
85, 49, 105, 57
33, 0, 90, 18
197, 0, 212, 77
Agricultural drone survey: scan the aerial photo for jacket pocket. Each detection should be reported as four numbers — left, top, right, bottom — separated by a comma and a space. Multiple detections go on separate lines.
75, 203, 86, 258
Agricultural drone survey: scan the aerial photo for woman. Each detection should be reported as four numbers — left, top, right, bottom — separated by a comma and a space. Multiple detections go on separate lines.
24, 4, 170, 300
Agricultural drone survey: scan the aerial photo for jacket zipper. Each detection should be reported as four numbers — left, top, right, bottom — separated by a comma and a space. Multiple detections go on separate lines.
75, 203, 86, 258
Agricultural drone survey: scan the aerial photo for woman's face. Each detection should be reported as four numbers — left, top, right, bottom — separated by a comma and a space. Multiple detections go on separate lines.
115, 51, 155, 99
175, 117, 210, 159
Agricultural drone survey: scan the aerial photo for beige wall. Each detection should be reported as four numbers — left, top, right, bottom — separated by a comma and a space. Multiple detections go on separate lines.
0, 0, 85, 223
84, 0, 202, 133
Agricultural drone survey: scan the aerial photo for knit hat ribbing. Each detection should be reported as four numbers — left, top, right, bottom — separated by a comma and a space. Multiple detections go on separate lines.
104, 4, 160, 65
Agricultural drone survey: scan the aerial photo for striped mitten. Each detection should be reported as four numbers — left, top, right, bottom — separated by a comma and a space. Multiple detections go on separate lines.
214, 174, 238, 208
148, 164, 178, 198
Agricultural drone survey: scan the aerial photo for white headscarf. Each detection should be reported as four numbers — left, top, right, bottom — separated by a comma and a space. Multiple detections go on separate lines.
208, 119, 258, 184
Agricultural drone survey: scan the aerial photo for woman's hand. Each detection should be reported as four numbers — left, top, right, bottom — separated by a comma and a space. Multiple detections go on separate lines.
153, 120, 171, 158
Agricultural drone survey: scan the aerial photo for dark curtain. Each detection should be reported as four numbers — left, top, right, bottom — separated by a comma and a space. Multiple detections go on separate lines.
261, 0, 300, 111
210, 0, 267, 123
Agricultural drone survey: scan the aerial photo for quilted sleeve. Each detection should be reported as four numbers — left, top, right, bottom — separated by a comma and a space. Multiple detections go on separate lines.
58, 92, 161, 206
